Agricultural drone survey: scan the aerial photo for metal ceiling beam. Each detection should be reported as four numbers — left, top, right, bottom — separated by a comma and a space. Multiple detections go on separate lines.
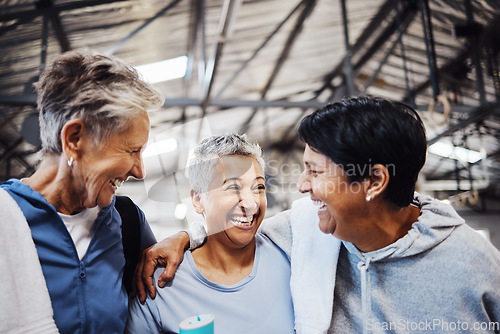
0, 107, 27, 132
179, 0, 203, 122
0, 95, 327, 109
1, 0, 71, 51
196, 0, 242, 140
350, 3, 418, 78
0, 15, 33, 38
163, 97, 325, 109
427, 102, 500, 146
323, 0, 417, 101
40, 11, 49, 73
360, 0, 415, 96
106, 0, 182, 55
363, 32, 401, 93
403, 6, 500, 103
36, 0, 71, 52
197, 0, 208, 98
47, 10, 71, 52
464, 0, 486, 104
200, 0, 243, 111
0, 95, 37, 106
0, 0, 127, 22
394, 0, 414, 105
214, 0, 305, 99
186, 0, 204, 91
239, 0, 317, 133
314, 0, 396, 97
0, 140, 36, 179
0, 138, 24, 167
418, 0, 440, 100
261, 0, 317, 98
340, 0, 355, 96
404, 49, 469, 101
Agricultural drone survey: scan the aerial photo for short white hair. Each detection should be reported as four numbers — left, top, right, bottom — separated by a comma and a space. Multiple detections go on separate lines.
188, 134, 265, 194
34, 48, 163, 154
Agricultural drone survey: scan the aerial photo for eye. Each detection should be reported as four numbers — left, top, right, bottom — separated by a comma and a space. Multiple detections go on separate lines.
253, 184, 266, 192
226, 184, 241, 191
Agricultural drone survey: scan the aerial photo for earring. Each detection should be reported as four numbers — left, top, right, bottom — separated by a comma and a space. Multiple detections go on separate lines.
67, 156, 74, 167
365, 194, 372, 202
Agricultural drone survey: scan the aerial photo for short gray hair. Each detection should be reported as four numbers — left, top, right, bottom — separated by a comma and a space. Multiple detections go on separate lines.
188, 134, 265, 194
34, 48, 163, 154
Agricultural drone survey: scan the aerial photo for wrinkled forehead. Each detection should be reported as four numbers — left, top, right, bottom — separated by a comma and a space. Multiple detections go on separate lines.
210, 155, 264, 186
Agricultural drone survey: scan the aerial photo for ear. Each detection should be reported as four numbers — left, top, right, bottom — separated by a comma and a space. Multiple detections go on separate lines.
61, 119, 85, 161
190, 190, 205, 214
365, 164, 390, 200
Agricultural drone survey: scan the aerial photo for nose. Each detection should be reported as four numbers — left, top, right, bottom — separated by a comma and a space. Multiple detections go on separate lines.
238, 189, 259, 215
297, 170, 311, 193
130, 153, 146, 180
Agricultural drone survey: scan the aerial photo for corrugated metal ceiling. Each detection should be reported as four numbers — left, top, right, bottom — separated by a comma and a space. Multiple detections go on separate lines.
1, 0, 500, 225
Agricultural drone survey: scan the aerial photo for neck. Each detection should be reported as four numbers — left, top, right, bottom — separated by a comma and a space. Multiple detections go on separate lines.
191, 234, 256, 285
24, 154, 86, 215
355, 203, 420, 253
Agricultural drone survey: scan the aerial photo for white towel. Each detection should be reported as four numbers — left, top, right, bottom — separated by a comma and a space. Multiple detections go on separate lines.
289, 197, 341, 334
0, 188, 59, 334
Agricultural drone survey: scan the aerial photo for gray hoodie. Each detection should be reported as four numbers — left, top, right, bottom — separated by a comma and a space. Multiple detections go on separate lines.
189, 193, 500, 333
329, 193, 500, 333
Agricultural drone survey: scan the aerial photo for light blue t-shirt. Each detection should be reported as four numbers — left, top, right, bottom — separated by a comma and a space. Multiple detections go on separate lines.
126, 233, 295, 333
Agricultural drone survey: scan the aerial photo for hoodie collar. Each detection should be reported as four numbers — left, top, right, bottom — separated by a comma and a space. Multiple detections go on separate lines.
344, 192, 464, 334
344, 192, 464, 262
4, 178, 114, 226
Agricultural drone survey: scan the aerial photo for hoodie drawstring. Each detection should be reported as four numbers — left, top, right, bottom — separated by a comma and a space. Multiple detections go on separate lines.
357, 258, 372, 334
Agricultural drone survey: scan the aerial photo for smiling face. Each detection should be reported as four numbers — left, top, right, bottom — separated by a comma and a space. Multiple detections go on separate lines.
297, 144, 369, 242
193, 155, 267, 249
75, 112, 150, 209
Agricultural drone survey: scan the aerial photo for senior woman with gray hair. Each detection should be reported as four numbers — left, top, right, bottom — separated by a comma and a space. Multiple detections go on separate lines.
138, 96, 500, 333
1, 49, 162, 333
126, 134, 294, 333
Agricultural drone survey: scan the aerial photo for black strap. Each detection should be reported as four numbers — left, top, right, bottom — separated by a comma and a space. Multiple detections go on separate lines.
115, 195, 142, 295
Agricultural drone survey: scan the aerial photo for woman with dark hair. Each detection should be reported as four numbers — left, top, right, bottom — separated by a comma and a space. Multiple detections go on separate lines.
296, 96, 500, 333
298, 97, 426, 208
137, 96, 500, 334
296, 97, 426, 242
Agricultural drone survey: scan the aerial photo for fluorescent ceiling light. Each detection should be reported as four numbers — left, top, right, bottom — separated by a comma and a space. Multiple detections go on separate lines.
135, 56, 187, 84
429, 141, 482, 164
143, 138, 178, 158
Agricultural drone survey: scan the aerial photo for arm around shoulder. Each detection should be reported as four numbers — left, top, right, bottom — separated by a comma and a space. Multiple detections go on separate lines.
260, 209, 292, 258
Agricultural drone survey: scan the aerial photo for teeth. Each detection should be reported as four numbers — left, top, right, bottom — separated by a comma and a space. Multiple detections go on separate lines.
312, 199, 326, 207
233, 216, 252, 223
311, 199, 327, 212
110, 179, 124, 189
231, 216, 254, 226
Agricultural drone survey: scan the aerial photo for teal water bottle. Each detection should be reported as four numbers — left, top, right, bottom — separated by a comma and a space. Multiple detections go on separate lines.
179, 314, 215, 334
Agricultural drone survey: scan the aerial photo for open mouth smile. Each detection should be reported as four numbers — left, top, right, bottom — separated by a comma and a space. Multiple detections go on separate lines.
229, 214, 258, 230
312, 199, 328, 214
109, 178, 124, 190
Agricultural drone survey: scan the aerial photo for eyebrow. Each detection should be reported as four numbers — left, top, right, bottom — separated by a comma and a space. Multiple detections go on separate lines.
129, 144, 144, 151
223, 176, 266, 184
304, 161, 317, 167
